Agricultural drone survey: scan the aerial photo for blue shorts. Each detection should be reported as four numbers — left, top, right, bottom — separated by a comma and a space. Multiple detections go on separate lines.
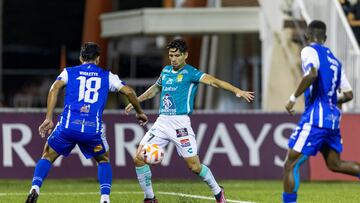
47, 126, 109, 159
288, 123, 342, 156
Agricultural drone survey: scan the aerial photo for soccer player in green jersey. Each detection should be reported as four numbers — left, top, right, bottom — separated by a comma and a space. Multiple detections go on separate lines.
126, 39, 254, 203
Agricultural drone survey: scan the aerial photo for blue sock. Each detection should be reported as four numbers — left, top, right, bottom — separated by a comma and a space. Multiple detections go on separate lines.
282, 192, 297, 203
98, 162, 112, 195
32, 159, 52, 187
358, 174, 360, 179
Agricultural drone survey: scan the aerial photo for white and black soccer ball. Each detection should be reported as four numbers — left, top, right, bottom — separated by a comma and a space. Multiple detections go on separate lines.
141, 143, 165, 165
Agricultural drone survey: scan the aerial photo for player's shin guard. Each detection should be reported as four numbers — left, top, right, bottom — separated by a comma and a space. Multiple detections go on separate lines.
136, 165, 154, 199
198, 164, 221, 195
31, 158, 52, 193
98, 162, 112, 195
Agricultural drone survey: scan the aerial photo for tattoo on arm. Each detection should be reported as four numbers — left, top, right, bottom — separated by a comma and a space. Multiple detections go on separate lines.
209, 81, 218, 88
138, 84, 161, 102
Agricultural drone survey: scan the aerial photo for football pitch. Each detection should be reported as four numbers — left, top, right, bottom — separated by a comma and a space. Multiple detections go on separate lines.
1, 179, 359, 203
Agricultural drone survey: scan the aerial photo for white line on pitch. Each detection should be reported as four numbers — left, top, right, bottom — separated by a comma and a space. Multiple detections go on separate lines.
158, 191, 256, 203
0, 191, 256, 203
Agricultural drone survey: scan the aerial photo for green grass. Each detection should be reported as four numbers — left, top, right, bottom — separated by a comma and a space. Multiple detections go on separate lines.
1, 179, 359, 203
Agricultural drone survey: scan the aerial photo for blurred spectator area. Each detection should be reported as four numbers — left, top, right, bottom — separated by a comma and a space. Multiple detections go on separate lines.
103, 0, 261, 111
2, 0, 261, 111
3, 0, 85, 107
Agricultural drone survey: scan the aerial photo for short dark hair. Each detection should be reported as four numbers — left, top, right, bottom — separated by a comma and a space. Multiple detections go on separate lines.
80, 42, 101, 62
307, 20, 326, 40
166, 39, 188, 53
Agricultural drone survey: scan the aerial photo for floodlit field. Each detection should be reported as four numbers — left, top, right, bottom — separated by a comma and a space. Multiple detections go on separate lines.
1, 179, 359, 203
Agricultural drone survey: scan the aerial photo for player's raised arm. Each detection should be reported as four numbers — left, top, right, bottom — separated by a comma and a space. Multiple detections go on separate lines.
39, 79, 66, 137
200, 73, 254, 102
119, 85, 148, 126
124, 82, 162, 114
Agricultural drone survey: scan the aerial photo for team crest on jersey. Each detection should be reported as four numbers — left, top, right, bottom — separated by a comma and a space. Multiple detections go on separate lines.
80, 104, 90, 113
93, 144, 103, 152
177, 74, 183, 82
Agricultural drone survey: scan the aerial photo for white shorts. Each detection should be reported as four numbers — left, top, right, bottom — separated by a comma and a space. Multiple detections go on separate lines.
139, 115, 197, 158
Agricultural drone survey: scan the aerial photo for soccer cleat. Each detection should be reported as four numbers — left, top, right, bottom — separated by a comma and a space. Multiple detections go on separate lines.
215, 186, 227, 203
25, 189, 39, 203
143, 196, 158, 203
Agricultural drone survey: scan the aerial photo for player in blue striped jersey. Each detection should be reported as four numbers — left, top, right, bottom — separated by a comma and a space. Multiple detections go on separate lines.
283, 20, 360, 203
125, 39, 254, 203
25, 42, 148, 203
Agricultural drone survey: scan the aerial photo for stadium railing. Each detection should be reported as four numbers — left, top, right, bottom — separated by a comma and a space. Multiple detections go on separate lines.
293, 0, 360, 111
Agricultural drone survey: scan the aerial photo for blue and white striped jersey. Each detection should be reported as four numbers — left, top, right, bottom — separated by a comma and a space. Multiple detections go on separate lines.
56, 63, 124, 134
299, 43, 352, 129
156, 64, 205, 115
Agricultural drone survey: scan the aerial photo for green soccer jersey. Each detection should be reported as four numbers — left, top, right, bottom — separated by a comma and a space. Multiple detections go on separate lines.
156, 64, 205, 115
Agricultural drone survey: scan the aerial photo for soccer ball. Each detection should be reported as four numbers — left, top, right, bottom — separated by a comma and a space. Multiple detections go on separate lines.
141, 143, 164, 165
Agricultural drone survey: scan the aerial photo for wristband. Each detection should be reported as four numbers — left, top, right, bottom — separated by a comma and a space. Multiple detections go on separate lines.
289, 94, 297, 102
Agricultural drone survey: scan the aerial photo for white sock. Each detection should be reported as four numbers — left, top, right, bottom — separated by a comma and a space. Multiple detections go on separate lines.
135, 165, 154, 199
198, 164, 221, 195
100, 194, 110, 203
30, 185, 40, 195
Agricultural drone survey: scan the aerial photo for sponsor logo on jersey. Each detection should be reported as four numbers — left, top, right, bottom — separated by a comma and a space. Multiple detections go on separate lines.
180, 70, 188, 74
162, 94, 175, 109
176, 128, 188, 137
187, 148, 193, 154
80, 104, 91, 113
71, 119, 96, 127
163, 86, 177, 91
177, 74, 183, 82
325, 114, 339, 122
93, 144, 103, 152
166, 78, 174, 85
161, 94, 177, 115
180, 138, 190, 147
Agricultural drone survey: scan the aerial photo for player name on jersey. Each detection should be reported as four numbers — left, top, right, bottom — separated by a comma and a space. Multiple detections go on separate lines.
79, 71, 99, 76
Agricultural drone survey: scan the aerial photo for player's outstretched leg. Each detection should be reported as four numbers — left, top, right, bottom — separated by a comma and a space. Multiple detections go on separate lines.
282, 149, 308, 203
134, 148, 158, 203
26, 143, 59, 203
184, 156, 226, 203
321, 146, 360, 178
95, 151, 112, 203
